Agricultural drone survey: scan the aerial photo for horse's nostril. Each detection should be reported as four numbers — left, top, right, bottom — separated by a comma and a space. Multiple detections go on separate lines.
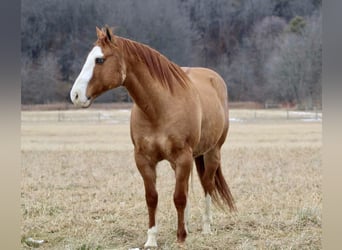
75, 93, 79, 100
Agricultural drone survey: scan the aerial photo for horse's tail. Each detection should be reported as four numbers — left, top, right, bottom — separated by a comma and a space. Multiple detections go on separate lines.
213, 164, 236, 212
195, 155, 236, 212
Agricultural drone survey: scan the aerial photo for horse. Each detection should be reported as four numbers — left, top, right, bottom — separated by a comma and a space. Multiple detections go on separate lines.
70, 26, 236, 248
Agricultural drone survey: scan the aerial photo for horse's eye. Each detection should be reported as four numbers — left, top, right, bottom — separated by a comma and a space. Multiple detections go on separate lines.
95, 58, 105, 64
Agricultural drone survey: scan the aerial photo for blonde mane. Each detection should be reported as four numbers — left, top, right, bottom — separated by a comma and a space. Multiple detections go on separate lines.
117, 37, 190, 92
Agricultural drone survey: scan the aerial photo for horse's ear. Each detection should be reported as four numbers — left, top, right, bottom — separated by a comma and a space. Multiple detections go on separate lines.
96, 26, 106, 40
105, 27, 112, 41
105, 26, 116, 44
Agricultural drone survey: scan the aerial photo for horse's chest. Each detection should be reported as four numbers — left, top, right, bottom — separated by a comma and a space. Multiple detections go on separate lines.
133, 133, 185, 159
142, 135, 167, 150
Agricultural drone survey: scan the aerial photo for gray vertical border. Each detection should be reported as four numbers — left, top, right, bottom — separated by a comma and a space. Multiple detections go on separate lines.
322, 0, 342, 249
0, 0, 21, 249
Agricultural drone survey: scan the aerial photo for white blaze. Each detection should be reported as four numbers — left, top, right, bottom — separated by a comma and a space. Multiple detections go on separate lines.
70, 46, 104, 107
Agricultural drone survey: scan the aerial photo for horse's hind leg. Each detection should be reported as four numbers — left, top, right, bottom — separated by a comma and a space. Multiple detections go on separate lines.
195, 154, 216, 234
196, 147, 236, 233
200, 148, 236, 232
135, 152, 158, 248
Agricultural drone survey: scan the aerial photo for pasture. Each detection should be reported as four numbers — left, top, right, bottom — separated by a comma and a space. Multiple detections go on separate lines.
21, 109, 322, 249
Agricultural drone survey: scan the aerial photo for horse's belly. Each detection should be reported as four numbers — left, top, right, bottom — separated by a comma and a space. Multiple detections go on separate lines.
193, 141, 215, 157
193, 97, 227, 157
193, 127, 224, 157
192, 114, 226, 157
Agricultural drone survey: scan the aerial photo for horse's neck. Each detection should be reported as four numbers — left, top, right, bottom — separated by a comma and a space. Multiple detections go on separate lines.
124, 63, 169, 120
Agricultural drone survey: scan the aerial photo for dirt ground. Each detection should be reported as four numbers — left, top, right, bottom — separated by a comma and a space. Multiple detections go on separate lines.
21, 109, 322, 249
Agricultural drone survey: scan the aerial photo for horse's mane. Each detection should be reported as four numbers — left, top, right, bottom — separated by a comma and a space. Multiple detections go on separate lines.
117, 37, 190, 93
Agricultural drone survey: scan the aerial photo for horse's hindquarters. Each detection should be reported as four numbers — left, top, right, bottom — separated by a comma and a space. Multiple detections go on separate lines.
183, 67, 229, 155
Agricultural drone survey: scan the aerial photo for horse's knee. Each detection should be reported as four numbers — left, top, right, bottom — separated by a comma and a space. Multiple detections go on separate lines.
173, 192, 187, 209
146, 190, 158, 208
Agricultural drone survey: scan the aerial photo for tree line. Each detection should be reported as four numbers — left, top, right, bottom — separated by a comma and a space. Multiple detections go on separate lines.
21, 0, 322, 109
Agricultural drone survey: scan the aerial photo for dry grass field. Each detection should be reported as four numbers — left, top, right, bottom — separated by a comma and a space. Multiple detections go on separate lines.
21, 109, 322, 250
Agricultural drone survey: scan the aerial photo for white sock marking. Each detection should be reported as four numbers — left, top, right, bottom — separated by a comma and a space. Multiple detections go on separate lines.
185, 198, 190, 233
144, 226, 158, 248
202, 194, 212, 234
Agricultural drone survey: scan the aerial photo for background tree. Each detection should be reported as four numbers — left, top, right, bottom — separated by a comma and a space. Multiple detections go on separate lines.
21, 0, 322, 108
265, 11, 322, 108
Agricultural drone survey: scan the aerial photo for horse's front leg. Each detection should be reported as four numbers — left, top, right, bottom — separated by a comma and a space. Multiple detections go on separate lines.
135, 151, 158, 248
172, 149, 193, 244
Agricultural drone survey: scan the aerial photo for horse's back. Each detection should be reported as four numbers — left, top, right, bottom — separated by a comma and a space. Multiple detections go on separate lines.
182, 67, 229, 155
182, 67, 228, 106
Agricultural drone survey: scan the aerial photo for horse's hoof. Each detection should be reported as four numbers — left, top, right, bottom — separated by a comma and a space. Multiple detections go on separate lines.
177, 241, 187, 249
144, 241, 157, 249
202, 230, 212, 235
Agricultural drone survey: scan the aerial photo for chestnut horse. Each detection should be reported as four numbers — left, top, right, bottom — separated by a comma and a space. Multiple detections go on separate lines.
70, 26, 236, 248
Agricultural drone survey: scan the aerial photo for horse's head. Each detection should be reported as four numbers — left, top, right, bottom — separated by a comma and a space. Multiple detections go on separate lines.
70, 26, 126, 107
